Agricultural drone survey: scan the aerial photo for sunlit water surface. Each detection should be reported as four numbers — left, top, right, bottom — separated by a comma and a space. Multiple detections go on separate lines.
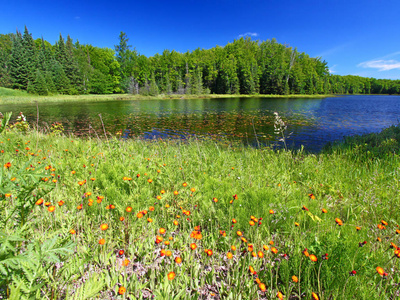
2, 95, 399, 152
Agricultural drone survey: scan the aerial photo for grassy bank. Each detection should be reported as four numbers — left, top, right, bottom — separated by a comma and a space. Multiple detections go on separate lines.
1, 125, 399, 299
0, 87, 332, 104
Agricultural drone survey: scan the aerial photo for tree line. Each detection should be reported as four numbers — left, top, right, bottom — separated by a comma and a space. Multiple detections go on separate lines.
0, 27, 399, 96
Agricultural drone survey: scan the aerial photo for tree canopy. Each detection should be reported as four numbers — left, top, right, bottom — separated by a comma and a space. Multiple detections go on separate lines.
0, 28, 399, 96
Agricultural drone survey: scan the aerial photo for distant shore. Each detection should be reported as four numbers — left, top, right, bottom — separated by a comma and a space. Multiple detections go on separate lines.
0, 90, 332, 104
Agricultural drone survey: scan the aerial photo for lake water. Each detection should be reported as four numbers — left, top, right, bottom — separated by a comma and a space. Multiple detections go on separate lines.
1, 95, 399, 152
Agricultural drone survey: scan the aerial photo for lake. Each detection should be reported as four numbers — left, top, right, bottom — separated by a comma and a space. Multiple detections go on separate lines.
1, 95, 399, 152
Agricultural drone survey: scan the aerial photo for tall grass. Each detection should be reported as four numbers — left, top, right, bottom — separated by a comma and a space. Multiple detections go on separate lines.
0, 87, 331, 104
0, 124, 399, 299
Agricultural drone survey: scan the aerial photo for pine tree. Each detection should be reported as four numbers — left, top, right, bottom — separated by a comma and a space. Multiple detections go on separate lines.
51, 61, 71, 94
65, 35, 82, 93
45, 71, 56, 94
9, 31, 27, 89
22, 26, 38, 85
33, 70, 47, 95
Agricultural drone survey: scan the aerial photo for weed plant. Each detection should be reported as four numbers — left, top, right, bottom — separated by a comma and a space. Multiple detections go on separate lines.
0, 121, 399, 299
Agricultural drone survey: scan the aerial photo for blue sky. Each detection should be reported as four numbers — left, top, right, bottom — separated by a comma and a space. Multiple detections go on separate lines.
1, 0, 399, 79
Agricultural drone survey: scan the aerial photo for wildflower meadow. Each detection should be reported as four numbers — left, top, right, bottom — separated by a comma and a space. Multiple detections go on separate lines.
1, 113, 400, 299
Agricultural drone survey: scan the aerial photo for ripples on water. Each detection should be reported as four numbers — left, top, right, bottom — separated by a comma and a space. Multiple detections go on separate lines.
1, 95, 399, 152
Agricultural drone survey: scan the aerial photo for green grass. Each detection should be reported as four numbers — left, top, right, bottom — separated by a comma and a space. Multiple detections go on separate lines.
0, 124, 399, 299
0, 87, 31, 98
0, 87, 332, 104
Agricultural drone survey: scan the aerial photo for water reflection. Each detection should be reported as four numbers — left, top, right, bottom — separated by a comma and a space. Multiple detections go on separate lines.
1, 95, 399, 152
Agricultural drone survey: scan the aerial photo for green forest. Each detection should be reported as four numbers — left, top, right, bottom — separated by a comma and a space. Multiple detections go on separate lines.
0, 27, 399, 96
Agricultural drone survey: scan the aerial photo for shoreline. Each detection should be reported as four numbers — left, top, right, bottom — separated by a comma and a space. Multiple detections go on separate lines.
0, 92, 333, 104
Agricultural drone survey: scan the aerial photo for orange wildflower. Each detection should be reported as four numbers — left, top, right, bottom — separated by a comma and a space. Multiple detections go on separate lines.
100, 224, 109, 231
249, 220, 255, 226
335, 218, 343, 226
36, 198, 44, 205
4, 162, 11, 169
47, 205, 55, 212
292, 275, 298, 283
322, 208, 327, 213
175, 257, 182, 264
309, 254, 318, 262
269, 209, 275, 214
258, 251, 264, 258
207, 249, 213, 256
249, 266, 255, 274
167, 272, 175, 280
190, 243, 197, 250
122, 259, 130, 266
166, 250, 172, 257
302, 249, 310, 257
58, 200, 64, 206
271, 247, 278, 254
236, 231, 243, 237
137, 212, 144, 218
232, 218, 237, 224
159, 228, 166, 235
377, 224, 386, 230
147, 179, 152, 183
149, 206, 155, 211
182, 182, 187, 187
98, 238, 105, 245
119, 216, 125, 221
311, 292, 319, 300
191, 188, 196, 192
147, 218, 153, 223
118, 287, 126, 295
227, 252, 233, 259
173, 191, 179, 195
173, 220, 179, 226
259, 283, 267, 292
69, 229, 76, 234
277, 291, 284, 300
263, 245, 269, 251
231, 245, 237, 251
126, 206, 132, 212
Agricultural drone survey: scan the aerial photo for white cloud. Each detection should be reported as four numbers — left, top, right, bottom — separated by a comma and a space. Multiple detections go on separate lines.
328, 64, 337, 74
238, 32, 259, 38
358, 59, 400, 71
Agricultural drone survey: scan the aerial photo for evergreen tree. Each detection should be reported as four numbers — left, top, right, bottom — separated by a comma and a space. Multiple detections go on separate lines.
0, 34, 13, 88
65, 35, 82, 93
51, 60, 71, 94
33, 70, 47, 95
9, 31, 27, 89
45, 71, 57, 94
22, 26, 38, 86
